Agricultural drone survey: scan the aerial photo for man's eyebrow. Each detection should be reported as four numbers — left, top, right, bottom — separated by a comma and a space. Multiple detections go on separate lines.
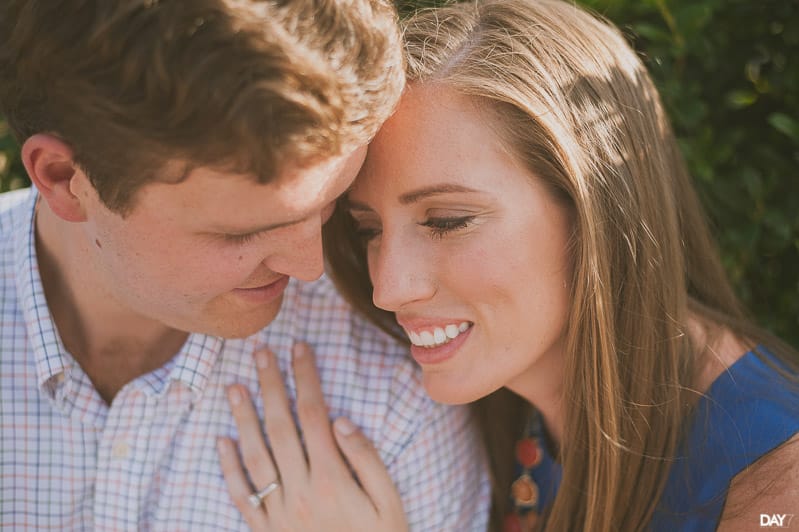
210, 218, 304, 235
346, 183, 481, 212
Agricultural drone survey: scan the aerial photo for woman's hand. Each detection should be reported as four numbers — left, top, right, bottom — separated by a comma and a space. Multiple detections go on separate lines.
217, 342, 408, 532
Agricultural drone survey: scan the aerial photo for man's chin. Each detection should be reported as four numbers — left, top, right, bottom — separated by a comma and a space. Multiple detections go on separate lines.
215, 324, 270, 340
222, 304, 282, 339
207, 299, 284, 339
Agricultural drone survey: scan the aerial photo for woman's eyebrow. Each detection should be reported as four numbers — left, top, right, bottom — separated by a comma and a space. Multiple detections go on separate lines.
397, 183, 481, 205
347, 183, 482, 212
345, 183, 482, 212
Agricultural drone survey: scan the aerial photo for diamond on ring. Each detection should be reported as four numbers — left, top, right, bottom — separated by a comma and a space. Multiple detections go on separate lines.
248, 481, 280, 508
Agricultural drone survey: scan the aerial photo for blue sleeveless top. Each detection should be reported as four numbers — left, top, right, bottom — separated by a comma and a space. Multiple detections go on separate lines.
507, 347, 799, 531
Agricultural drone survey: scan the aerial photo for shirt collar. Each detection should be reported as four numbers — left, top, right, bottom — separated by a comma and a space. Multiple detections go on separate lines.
14, 188, 73, 392
162, 333, 225, 395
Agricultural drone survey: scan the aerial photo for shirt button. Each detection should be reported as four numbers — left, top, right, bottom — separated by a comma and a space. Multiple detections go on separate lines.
112, 440, 130, 459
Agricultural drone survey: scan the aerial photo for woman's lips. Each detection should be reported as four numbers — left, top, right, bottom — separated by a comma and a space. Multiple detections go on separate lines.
408, 324, 472, 365
232, 275, 290, 305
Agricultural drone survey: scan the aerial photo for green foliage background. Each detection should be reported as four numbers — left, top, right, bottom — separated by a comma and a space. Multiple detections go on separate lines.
2, 0, 797, 346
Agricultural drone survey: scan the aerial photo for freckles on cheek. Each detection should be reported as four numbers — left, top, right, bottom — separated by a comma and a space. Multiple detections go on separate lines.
466, 240, 506, 278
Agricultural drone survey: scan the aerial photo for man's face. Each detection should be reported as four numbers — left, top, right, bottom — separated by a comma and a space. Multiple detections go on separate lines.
74, 147, 366, 338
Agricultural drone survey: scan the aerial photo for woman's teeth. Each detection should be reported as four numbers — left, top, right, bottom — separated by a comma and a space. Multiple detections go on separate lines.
406, 322, 471, 348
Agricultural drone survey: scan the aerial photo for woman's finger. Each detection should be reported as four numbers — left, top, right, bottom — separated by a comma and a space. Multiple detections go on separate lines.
217, 437, 270, 531
333, 417, 405, 517
291, 342, 349, 474
226, 384, 281, 495
254, 348, 308, 488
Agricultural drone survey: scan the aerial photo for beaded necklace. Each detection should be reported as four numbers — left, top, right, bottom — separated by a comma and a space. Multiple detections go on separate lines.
503, 409, 563, 532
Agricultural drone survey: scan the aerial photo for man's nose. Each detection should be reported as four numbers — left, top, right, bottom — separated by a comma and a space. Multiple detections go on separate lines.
264, 217, 325, 282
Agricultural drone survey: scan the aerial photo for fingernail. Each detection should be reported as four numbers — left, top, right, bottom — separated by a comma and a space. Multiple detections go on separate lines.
255, 350, 269, 369
334, 417, 357, 436
228, 387, 242, 406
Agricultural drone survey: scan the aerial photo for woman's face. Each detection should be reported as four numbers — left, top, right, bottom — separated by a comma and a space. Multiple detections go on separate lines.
347, 85, 573, 404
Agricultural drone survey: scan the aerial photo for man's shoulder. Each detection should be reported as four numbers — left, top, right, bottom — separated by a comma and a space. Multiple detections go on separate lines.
0, 187, 35, 268
264, 274, 414, 382
286, 274, 403, 351
289, 272, 342, 303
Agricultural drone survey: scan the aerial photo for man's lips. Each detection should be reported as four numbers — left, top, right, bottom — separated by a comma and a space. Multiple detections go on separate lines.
236, 277, 285, 291
232, 275, 290, 304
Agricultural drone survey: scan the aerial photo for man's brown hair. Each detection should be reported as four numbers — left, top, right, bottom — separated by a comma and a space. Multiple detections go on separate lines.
0, 0, 404, 213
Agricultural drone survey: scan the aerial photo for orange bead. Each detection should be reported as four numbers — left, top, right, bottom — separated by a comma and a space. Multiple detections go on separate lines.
511, 474, 539, 507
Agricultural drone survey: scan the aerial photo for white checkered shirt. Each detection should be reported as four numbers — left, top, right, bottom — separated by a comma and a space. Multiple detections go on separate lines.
0, 187, 491, 531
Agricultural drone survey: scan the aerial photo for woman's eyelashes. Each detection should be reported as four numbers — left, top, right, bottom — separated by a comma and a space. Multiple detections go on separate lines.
421, 216, 476, 239
353, 225, 382, 242
351, 215, 477, 242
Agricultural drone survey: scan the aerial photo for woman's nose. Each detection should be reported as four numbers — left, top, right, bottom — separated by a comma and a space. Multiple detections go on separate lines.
370, 234, 436, 311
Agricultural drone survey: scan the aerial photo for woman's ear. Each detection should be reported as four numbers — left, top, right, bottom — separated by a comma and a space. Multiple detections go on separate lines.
21, 133, 89, 222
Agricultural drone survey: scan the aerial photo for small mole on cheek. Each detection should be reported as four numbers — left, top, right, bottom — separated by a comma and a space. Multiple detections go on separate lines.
95, 239, 103, 249
238, 255, 243, 261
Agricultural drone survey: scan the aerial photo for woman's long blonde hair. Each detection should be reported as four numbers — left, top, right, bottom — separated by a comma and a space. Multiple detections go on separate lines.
324, 0, 798, 529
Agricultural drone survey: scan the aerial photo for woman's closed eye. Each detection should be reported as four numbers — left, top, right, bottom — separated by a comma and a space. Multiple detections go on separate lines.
353, 215, 477, 243
349, 209, 383, 242
354, 224, 382, 242
421, 216, 476, 239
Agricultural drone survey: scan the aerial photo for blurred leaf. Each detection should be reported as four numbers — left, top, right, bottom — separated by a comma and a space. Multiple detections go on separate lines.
768, 113, 799, 142
672, 4, 714, 41
726, 90, 759, 109
632, 23, 671, 42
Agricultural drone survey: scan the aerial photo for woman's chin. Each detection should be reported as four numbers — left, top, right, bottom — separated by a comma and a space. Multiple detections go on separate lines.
422, 373, 495, 405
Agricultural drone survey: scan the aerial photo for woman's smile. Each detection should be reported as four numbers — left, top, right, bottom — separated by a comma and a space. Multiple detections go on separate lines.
397, 317, 475, 365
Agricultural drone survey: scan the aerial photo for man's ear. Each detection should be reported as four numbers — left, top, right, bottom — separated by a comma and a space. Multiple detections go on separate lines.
21, 133, 89, 222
